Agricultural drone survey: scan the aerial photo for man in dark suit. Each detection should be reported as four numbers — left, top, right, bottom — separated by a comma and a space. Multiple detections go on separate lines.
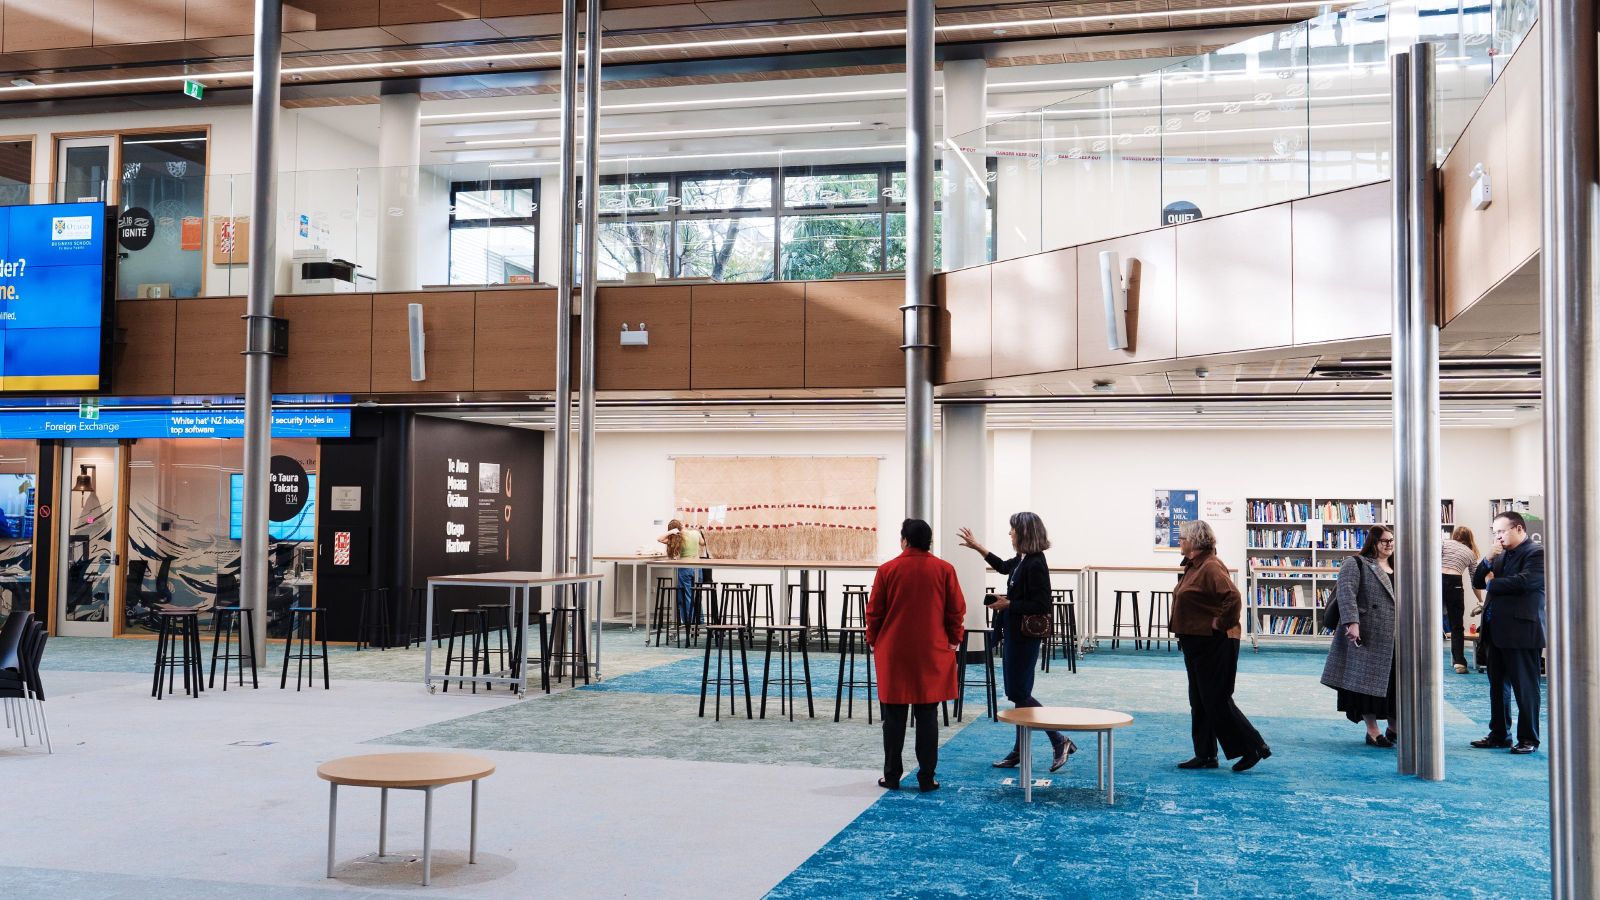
1470, 511, 1545, 754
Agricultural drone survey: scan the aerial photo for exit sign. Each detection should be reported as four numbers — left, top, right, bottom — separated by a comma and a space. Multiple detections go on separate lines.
182, 80, 204, 100
78, 399, 98, 420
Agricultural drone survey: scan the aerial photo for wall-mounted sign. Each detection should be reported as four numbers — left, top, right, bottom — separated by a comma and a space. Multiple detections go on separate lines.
182, 80, 204, 100
1154, 489, 1200, 551
117, 207, 154, 251
1162, 200, 1202, 226
330, 486, 361, 512
0, 407, 351, 439
333, 531, 351, 566
268, 455, 309, 523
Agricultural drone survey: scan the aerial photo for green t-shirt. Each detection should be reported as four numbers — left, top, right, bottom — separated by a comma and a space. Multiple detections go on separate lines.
680, 528, 703, 560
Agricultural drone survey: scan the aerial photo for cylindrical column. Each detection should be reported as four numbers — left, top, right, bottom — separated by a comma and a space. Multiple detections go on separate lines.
1406, 40, 1444, 782
241, 0, 282, 666
1388, 51, 1417, 778
902, 0, 936, 522
1539, 0, 1600, 893
576, 0, 601, 676
553, 0, 579, 598
377, 93, 421, 291
940, 404, 988, 636
941, 58, 988, 271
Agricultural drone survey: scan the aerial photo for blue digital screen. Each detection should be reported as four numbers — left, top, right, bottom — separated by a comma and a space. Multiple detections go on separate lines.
229, 473, 317, 541
0, 408, 351, 439
0, 203, 108, 391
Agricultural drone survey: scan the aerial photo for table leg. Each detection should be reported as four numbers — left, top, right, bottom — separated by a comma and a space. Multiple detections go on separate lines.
326, 783, 337, 879
470, 779, 480, 864
1097, 731, 1105, 791
518, 585, 530, 696
422, 785, 434, 886
1020, 726, 1033, 803
424, 584, 435, 690
379, 788, 388, 857
1107, 731, 1116, 805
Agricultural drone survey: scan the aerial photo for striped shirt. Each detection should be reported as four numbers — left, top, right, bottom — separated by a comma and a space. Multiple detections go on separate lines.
1440, 539, 1477, 577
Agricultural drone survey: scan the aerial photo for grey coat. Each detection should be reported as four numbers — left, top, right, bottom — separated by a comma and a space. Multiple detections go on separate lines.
1320, 556, 1396, 697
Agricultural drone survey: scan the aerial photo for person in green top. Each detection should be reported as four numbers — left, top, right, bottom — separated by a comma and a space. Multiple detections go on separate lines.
659, 519, 704, 625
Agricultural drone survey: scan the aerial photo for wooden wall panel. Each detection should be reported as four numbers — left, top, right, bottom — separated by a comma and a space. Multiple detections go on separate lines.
286, 0, 382, 30
937, 266, 990, 384
1501, 33, 1542, 267
804, 279, 902, 389
596, 285, 690, 391
482, 0, 560, 14
1075, 228, 1177, 368
1442, 84, 1511, 322
186, 0, 256, 38
1291, 184, 1390, 344
381, 0, 479, 25
273, 295, 373, 393
173, 297, 246, 394
1175, 204, 1294, 357
690, 282, 805, 389
94, 0, 183, 45
112, 300, 175, 396
6, 0, 91, 51
989, 247, 1076, 378
473, 289, 556, 391
372, 292, 474, 393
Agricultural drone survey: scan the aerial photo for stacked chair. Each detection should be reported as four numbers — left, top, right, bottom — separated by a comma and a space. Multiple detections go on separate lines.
0, 609, 50, 752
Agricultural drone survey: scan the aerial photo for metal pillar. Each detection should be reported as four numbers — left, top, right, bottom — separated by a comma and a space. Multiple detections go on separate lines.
553, 0, 578, 601
1539, 0, 1600, 893
241, 0, 282, 665
376, 93, 421, 291
576, 0, 601, 676
1404, 41, 1443, 782
1388, 51, 1416, 776
940, 404, 988, 634
902, 0, 936, 522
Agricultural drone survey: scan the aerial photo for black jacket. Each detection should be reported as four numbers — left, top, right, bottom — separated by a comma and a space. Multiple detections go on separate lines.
984, 551, 1052, 639
1472, 540, 1546, 650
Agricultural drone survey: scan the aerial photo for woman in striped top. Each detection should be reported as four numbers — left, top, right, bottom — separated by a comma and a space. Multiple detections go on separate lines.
1440, 526, 1483, 674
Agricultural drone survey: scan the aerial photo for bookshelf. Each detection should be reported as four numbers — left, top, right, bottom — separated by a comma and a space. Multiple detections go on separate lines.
1245, 497, 1455, 645
1489, 496, 1545, 543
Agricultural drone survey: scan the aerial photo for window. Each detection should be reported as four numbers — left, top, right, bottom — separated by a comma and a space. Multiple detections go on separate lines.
449, 179, 539, 285
0, 140, 30, 207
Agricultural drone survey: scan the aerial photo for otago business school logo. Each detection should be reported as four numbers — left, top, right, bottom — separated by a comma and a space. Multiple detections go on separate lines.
52, 215, 93, 243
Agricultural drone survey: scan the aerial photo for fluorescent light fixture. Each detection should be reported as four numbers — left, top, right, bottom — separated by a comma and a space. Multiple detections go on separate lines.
121, 136, 204, 146
986, 93, 1389, 120
452, 120, 864, 147
980, 119, 1388, 147
423, 88, 909, 122
485, 143, 899, 168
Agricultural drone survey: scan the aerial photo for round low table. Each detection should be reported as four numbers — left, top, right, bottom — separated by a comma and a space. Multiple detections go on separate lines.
996, 706, 1134, 804
318, 752, 496, 886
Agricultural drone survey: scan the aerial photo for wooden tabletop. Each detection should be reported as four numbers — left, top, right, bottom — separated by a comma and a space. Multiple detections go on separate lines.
997, 706, 1135, 730
699, 559, 881, 570
317, 752, 496, 788
427, 571, 605, 586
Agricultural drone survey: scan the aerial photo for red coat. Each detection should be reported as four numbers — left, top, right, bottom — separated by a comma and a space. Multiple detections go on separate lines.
865, 548, 966, 704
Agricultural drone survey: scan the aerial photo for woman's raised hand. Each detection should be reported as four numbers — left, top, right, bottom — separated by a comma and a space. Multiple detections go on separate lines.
956, 527, 983, 553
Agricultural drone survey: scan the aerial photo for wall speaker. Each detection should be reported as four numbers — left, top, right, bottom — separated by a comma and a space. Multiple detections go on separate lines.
1099, 250, 1132, 351
407, 302, 427, 382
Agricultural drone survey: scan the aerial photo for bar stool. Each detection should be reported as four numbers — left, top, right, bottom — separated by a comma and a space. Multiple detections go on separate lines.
401, 587, 433, 649
1111, 590, 1143, 649
280, 606, 330, 691
479, 603, 514, 684
715, 583, 749, 629
510, 608, 553, 694
356, 587, 392, 651
747, 583, 777, 630
1052, 597, 1080, 674
952, 627, 998, 721
549, 606, 590, 686
1146, 591, 1175, 651
442, 608, 486, 693
840, 585, 868, 629
208, 604, 259, 690
759, 624, 814, 721
804, 571, 830, 650
698, 623, 753, 721
152, 607, 204, 700
833, 625, 875, 724
649, 576, 676, 647
688, 583, 718, 647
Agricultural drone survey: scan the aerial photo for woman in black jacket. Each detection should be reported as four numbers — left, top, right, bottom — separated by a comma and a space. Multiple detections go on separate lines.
958, 512, 1074, 772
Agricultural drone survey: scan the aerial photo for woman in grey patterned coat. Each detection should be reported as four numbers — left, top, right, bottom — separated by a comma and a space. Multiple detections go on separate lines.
1320, 526, 1398, 747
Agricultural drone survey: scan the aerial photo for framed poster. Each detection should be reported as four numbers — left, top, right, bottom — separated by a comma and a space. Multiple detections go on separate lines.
1155, 489, 1200, 551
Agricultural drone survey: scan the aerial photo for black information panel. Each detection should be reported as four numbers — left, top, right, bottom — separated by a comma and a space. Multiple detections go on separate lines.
409, 417, 543, 593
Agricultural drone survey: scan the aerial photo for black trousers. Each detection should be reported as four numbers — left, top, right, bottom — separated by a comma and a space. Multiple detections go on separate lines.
1179, 632, 1265, 761
881, 702, 939, 783
1484, 630, 1541, 745
1442, 574, 1467, 667
1001, 632, 1065, 751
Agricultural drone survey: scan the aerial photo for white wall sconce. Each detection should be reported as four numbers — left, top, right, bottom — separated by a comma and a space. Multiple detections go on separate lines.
407, 302, 426, 382
1470, 163, 1492, 210
620, 322, 649, 346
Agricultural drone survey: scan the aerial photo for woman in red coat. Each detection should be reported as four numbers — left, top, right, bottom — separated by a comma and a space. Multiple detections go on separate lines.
866, 518, 966, 792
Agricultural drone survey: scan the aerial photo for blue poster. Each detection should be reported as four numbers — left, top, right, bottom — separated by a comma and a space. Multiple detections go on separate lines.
0, 203, 108, 391
1155, 489, 1200, 550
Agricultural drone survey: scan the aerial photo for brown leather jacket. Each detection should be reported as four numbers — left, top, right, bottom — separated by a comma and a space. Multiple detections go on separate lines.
1169, 552, 1242, 638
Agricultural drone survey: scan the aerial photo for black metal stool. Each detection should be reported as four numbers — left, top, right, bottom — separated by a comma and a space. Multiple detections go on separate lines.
747, 583, 776, 630
510, 609, 553, 694
549, 606, 590, 685
479, 603, 514, 684
649, 576, 676, 647
804, 571, 830, 650
953, 627, 998, 721
1111, 589, 1143, 649
442, 608, 486, 693
715, 583, 750, 629
1052, 598, 1079, 673
698, 623, 753, 721
1146, 590, 1175, 651
840, 585, 868, 629
153, 607, 204, 699
279, 606, 330, 691
356, 587, 392, 651
759, 624, 814, 721
688, 582, 718, 647
209, 604, 259, 690
833, 625, 875, 723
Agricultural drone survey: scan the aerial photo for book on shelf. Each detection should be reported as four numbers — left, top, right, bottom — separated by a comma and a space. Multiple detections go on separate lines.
1249, 500, 1311, 523
1259, 612, 1317, 635
1252, 584, 1310, 606
1318, 500, 1383, 524
1247, 528, 1312, 549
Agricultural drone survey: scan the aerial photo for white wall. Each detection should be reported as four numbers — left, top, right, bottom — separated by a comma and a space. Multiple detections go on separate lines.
1507, 419, 1544, 495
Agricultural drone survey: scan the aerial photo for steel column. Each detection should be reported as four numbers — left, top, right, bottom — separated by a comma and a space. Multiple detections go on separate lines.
577, 0, 602, 677
241, 0, 282, 666
1404, 41, 1443, 782
902, 0, 936, 521
1389, 51, 1417, 777
1539, 0, 1600, 894
553, 0, 579, 605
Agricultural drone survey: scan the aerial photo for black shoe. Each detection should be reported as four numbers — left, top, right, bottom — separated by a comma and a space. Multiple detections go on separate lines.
1177, 757, 1219, 769
878, 776, 901, 790
1050, 739, 1076, 773
1232, 749, 1262, 772
992, 751, 1020, 769
1470, 736, 1513, 749
1385, 728, 1398, 742
1510, 742, 1539, 755
1257, 744, 1272, 760
1365, 733, 1393, 748
918, 778, 941, 793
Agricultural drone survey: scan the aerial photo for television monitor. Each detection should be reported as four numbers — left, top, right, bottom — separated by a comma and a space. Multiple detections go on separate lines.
228, 473, 317, 541
0, 203, 113, 392
0, 473, 34, 539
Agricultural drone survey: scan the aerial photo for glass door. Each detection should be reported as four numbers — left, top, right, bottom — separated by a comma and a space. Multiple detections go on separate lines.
56, 444, 121, 637
56, 136, 114, 204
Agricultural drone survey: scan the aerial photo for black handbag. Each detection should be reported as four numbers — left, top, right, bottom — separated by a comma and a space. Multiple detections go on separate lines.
1020, 613, 1052, 639
1320, 597, 1342, 632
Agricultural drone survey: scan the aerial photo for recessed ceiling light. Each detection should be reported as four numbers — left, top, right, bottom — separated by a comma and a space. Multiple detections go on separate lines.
9, 78, 32, 87
1092, 380, 1115, 392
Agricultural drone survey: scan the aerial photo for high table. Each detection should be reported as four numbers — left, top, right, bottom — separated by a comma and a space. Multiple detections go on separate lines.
688, 558, 882, 633
1079, 564, 1242, 650
580, 554, 667, 628
424, 571, 605, 694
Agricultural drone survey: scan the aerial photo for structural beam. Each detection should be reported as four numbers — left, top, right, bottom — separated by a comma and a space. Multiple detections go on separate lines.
1539, 0, 1600, 894
553, 0, 578, 606
576, 0, 601, 677
902, 0, 936, 522
1389, 50, 1416, 777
